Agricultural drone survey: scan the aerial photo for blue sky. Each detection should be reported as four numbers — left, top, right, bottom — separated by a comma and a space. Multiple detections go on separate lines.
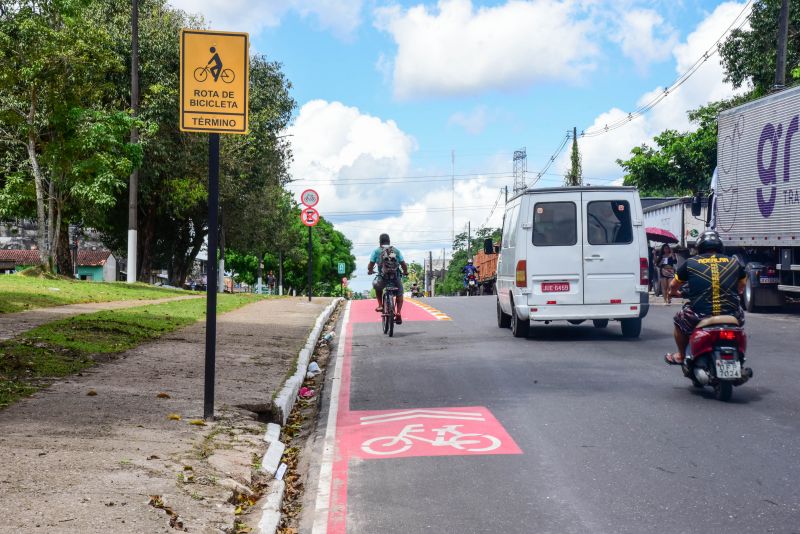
169, 0, 750, 291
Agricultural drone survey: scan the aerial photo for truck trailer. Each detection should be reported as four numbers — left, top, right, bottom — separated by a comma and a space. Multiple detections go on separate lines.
708, 85, 800, 310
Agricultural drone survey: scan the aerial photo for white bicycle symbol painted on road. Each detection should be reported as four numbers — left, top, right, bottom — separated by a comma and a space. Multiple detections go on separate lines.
361, 423, 502, 456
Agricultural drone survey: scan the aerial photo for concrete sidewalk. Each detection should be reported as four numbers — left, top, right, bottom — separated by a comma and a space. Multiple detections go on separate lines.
0, 294, 201, 341
0, 297, 332, 533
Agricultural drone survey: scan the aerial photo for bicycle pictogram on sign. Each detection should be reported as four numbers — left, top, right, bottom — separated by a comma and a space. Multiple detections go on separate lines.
193, 46, 235, 83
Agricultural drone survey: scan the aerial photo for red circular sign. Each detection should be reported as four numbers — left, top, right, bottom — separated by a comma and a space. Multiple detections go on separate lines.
300, 189, 319, 208
301, 206, 320, 227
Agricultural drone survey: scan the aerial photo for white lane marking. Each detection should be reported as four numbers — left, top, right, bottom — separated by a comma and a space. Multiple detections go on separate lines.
311, 301, 351, 534
359, 414, 486, 425
359, 409, 484, 421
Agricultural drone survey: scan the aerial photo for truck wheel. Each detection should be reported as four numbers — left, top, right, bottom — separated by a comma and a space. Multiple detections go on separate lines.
592, 319, 609, 329
511, 307, 529, 338
497, 299, 511, 328
743, 278, 756, 313
620, 318, 641, 338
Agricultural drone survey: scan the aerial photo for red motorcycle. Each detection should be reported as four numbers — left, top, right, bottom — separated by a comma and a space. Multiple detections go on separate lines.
681, 315, 753, 401
466, 274, 478, 296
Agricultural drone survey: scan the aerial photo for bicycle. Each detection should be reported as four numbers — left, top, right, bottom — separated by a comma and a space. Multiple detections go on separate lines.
193, 65, 235, 84
381, 274, 403, 337
361, 423, 502, 456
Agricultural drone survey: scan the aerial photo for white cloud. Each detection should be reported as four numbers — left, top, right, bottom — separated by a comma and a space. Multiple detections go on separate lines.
287, 99, 417, 215
286, 99, 507, 291
448, 106, 490, 135
614, 9, 678, 72
168, 0, 363, 38
565, 1, 750, 182
374, 0, 599, 99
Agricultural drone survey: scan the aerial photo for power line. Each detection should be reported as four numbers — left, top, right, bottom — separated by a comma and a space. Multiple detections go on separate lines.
323, 204, 495, 217
580, 0, 753, 138
527, 132, 572, 188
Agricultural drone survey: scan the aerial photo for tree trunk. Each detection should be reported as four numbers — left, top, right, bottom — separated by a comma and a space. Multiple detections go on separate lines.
26, 92, 47, 266
56, 218, 72, 276
278, 250, 284, 296
138, 204, 157, 282
46, 178, 56, 270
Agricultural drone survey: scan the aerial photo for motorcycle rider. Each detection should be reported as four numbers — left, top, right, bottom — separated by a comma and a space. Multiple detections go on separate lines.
462, 259, 479, 288
664, 230, 746, 365
367, 233, 409, 324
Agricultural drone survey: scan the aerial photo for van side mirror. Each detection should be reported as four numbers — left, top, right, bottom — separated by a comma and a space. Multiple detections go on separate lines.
483, 238, 494, 255
691, 194, 703, 217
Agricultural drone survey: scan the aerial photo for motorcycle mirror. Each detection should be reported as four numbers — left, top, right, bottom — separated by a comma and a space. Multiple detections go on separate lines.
691, 194, 703, 217
483, 238, 494, 255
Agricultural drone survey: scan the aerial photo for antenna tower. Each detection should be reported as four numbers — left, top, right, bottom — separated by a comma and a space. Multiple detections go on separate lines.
513, 147, 527, 193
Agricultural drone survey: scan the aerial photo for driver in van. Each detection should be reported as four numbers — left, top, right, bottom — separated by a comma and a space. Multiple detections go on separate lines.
664, 231, 746, 365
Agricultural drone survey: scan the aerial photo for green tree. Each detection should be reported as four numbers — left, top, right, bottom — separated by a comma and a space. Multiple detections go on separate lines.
616, 100, 746, 196
0, 0, 140, 271
719, 0, 800, 94
564, 127, 582, 186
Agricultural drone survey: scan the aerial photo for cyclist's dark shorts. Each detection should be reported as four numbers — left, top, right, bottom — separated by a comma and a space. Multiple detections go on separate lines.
373, 274, 403, 293
673, 303, 745, 337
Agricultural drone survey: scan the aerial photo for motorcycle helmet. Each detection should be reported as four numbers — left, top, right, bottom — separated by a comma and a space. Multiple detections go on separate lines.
696, 230, 724, 254
467, 259, 473, 264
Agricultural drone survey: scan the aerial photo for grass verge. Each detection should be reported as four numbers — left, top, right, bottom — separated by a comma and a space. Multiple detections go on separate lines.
0, 294, 263, 408
0, 274, 189, 314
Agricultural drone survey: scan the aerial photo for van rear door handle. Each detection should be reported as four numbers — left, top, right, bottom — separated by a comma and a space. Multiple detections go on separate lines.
584, 256, 604, 261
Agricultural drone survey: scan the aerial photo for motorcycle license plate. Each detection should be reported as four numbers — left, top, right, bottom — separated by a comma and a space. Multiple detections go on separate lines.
542, 282, 570, 292
715, 360, 741, 379
759, 277, 778, 284
469, 280, 476, 286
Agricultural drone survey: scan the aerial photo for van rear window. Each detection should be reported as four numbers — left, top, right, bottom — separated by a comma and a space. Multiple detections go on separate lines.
587, 201, 633, 245
532, 202, 577, 246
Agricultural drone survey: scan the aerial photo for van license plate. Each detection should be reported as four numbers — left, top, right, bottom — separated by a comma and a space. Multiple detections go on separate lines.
542, 282, 570, 292
715, 360, 741, 379
759, 277, 778, 284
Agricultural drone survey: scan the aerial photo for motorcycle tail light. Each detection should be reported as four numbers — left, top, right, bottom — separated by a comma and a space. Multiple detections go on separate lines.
719, 330, 736, 341
516, 260, 527, 287
640, 258, 648, 285
720, 352, 735, 360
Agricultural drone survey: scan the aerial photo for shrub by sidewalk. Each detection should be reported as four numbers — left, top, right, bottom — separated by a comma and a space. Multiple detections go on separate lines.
0, 297, 331, 533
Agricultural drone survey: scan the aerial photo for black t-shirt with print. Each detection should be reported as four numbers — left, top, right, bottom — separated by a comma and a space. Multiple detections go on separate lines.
675, 253, 746, 317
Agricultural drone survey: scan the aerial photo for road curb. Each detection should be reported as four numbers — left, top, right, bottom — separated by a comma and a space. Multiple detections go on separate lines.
255, 298, 341, 534
271, 298, 341, 426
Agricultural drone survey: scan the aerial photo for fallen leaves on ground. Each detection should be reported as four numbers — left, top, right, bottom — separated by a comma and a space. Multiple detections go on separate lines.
167, 413, 181, 421
157, 392, 171, 399
86, 389, 97, 396
188, 419, 205, 426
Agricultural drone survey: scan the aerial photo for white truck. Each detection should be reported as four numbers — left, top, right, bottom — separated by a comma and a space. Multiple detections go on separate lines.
704, 85, 800, 310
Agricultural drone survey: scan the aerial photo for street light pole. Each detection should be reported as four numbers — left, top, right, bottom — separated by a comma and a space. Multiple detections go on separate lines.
126, 0, 139, 283
775, 0, 790, 90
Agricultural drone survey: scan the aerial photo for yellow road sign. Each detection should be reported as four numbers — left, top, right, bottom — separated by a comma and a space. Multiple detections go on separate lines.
180, 29, 249, 134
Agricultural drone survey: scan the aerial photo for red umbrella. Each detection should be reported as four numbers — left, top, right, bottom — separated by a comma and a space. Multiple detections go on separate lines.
646, 227, 678, 244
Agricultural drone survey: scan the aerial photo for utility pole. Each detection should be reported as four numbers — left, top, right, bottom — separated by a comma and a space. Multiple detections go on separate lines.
451, 149, 455, 247
775, 0, 790, 90
513, 148, 527, 193
429, 250, 434, 297
467, 221, 471, 259
504, 185, 508, 204
126, 0, 139, 283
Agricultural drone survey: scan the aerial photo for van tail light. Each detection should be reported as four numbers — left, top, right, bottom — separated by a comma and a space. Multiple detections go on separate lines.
640, 257, 649, 285
515, 260, 527, 287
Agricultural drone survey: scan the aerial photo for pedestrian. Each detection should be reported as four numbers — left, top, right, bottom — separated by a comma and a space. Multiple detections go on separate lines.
266, 270, 276, 295
656, 244, 677, 304
648, 246, 657, 293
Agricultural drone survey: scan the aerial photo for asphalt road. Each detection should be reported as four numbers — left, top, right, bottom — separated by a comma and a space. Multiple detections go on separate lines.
308, 296, 800, 534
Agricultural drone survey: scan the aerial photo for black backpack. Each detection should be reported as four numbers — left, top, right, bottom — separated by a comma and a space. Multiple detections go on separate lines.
379, 246, 399, 276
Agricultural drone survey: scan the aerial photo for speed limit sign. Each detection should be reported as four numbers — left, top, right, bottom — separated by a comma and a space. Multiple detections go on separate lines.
300, 189, 319, 208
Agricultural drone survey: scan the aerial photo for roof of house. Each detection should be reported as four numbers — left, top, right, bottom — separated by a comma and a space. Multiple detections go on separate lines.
0, 248, 112, 266
78, 249, 111, 267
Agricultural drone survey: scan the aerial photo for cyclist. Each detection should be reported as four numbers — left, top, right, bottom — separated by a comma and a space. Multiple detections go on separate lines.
367, 233, 409, 324
207, 47, 223, 82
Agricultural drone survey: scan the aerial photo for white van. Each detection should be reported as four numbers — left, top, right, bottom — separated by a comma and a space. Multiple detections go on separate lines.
493, 186, 650, 338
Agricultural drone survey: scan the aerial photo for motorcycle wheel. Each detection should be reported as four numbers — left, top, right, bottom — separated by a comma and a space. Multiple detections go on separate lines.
714, 382, 733, 402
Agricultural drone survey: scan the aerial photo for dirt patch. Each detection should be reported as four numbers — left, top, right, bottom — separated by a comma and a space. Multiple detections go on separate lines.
0, 297, 330, 533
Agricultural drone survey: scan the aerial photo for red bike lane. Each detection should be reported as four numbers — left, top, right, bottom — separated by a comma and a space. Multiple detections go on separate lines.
312, 300, 522, 534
